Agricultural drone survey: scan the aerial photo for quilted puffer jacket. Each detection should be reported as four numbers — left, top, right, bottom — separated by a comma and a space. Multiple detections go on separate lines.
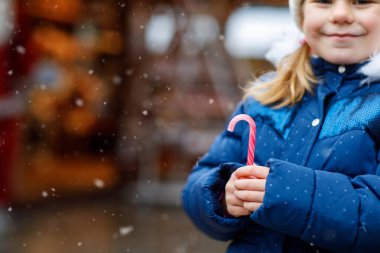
182, 57, 380, 253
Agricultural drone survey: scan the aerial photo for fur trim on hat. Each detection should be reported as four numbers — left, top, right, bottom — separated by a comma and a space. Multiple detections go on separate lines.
289, 0, 303, 30
265, 29, 304, 66
264, 0, 305, 66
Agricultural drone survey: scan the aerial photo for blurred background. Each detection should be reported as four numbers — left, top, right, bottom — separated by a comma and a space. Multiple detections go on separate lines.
0, 0, 294, 252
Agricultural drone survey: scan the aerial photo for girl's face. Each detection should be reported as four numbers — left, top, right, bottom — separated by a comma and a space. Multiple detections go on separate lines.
302, 0, 380, 65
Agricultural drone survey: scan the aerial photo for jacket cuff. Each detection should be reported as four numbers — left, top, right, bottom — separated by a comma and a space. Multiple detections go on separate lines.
205, 162, 252, 227
182, 162, 251, 240
250, 158, 315, 238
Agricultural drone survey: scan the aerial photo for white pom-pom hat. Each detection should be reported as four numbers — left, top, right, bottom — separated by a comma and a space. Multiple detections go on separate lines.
289, 0, 303, 30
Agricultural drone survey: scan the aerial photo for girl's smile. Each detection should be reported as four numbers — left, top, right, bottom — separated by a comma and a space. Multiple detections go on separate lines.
302, 0, 380, 64
323, 30, 365, 46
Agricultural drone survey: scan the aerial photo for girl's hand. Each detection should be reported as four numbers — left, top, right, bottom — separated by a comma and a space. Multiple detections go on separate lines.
234, 165, 269, 212
224, 171, 251, 217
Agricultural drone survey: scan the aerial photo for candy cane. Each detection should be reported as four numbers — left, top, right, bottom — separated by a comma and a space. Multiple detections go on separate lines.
227, 114, 256, 165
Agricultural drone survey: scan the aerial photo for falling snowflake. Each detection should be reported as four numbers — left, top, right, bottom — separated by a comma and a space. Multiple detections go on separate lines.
112, 75, 122, 85
119, 226, 134, 236
94, 179, 105, 189
41, 191, 48, 198
75, 99, 84, 107
16, 45, 26, 54
126, 69, 134, 76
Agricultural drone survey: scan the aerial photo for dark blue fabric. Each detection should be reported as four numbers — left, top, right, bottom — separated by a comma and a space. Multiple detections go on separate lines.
182, 58, 380, 253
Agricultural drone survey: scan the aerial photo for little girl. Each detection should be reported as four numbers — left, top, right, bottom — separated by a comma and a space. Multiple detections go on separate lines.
182, 0, 380, 252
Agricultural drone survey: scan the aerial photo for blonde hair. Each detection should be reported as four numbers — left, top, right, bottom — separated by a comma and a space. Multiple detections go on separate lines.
244, 43, 317, 108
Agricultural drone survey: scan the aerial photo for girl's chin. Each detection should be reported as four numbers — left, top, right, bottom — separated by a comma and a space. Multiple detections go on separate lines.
312, 47, 371, 65
320, 54, 370, 65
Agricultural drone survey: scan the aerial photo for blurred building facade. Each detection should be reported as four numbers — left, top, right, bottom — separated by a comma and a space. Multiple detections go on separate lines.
0, 0, 290, 205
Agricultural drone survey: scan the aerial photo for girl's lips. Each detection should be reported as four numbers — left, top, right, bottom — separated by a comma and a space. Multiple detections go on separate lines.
324, 33, 363, 41
324, 31, 364, 37
332, 34, 359, 37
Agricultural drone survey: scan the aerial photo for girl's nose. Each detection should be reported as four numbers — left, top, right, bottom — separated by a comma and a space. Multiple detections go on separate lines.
329, 1, 355, 24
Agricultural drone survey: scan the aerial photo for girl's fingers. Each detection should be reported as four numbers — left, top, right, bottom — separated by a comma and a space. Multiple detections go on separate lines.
234, 190, 264, 202
225, 193, 245, 206
243, 202, 263, 212
235, 165, 269, 179
227, 205, 251, 217
234, 178, 266, 191
225, 181, 235, 193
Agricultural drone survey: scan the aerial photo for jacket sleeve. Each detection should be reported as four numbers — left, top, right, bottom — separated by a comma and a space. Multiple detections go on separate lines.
251, 155, 380, 252
182, 101, 252, 241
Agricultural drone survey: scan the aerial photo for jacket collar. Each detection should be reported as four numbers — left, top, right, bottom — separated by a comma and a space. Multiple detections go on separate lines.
310, 57, 367, 79
310, 57, 366, 97
310, 56, 380, 87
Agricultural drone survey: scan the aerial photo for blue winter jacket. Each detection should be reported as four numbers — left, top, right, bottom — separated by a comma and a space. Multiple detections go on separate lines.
182, 57, 380, 253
